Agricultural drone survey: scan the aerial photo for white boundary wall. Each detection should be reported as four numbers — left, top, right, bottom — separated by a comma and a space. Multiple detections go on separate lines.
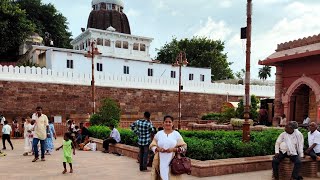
0, 65, 275, 98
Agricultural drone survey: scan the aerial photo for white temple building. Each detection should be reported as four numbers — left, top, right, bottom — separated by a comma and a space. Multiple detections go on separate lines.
25, 0, 211, 83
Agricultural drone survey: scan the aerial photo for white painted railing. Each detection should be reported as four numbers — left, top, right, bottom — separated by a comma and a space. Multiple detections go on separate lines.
0, 65, 275, 98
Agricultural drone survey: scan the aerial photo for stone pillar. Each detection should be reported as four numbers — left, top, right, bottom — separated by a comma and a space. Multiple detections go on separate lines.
274, 65, 283, 118
317, 103, 320, 124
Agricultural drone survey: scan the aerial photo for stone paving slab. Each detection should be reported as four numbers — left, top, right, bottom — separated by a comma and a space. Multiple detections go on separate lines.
0, 138, 318, 180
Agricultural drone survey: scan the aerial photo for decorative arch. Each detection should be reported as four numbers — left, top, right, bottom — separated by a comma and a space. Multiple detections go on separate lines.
282, 75, 320, 104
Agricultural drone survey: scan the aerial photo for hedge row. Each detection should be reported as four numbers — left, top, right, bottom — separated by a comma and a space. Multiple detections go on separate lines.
88, 126, 308, 161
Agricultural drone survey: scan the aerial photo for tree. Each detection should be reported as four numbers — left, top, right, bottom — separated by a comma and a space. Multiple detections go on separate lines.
235, 95, 260, 120
156, 37, 234, 81
0, 0, 35, 56
235, 68, 245, 79
15, 0, 73, 48
258, 65, 271, 81
90, 98, 121, 127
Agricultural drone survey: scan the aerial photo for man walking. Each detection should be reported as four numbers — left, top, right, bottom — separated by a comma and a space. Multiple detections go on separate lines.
2, 120, 14, 150
32, 106, 49, 162
130, 112, 155, 172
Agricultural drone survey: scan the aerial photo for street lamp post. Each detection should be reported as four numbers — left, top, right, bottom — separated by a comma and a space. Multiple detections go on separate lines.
243, 0, 252, 142
173, 52, 188, 130
84, 41, 101, 114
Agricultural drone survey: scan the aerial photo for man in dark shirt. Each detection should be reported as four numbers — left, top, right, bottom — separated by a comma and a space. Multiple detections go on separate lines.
130, 112, 155, 172
79, 122, 91, 143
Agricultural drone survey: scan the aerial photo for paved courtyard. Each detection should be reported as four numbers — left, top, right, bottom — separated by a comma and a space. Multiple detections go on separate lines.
0, 138, 319, 180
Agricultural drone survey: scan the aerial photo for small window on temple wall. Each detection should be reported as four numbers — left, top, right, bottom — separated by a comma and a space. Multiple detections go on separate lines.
97, 38, 103, 46
100, 3, 106, 10
107, 4, 112, 10
104, 39, 111, 46
133, 43, 139, 50
123, 41, 129, 49
115, 41, 122, 48
140, 44, 146, 51
120, 7, 123, 12
112, 4, 116, 10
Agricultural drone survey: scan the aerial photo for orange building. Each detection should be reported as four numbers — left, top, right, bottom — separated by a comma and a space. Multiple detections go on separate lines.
259, 34, 320, 124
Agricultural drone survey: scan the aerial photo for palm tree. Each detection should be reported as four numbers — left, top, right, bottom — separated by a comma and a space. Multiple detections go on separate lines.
258, 65, 271, 81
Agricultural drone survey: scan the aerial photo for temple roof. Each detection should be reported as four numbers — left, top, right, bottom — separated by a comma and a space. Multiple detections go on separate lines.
259, 34, 320, 66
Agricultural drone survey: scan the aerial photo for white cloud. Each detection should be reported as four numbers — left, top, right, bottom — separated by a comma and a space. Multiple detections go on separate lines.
127, 9, 141, 17
194, 17, 232, 40
258, 0, 292, 5
219, 0, 232, 8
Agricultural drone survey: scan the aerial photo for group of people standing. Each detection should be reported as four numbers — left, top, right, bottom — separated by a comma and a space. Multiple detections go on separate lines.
100, 111, 188, 180
130, 112, 187, 180
272, 121, 320, 180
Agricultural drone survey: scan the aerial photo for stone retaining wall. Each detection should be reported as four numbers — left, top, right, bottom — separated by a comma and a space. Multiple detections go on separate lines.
90, 137, 273, 177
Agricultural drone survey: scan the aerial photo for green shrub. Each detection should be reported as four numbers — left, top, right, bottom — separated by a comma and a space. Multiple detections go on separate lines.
90, 98, 121, 127
89, 126, 285, 161
236, 95, 260, 120
221, 106, 236, 121
201, 113, 223, 120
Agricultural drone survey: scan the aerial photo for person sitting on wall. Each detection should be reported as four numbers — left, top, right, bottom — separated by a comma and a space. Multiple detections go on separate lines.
102, 124, 121, 153
301, 115, 311, 127
272, 123, 304, 180
305, 122, 320, 161
279, 114, 287, 127
79, 123, 91, 143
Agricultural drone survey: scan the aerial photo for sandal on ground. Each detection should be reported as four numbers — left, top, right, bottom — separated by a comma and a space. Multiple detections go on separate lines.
62, 169, 67, 174
32, 158, 39, 162
70, 169, 73, 173
23, 153, 28, 156
41, 158, 45, 161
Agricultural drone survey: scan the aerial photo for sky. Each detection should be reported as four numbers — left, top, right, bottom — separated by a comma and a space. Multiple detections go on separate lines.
42, 0, 320, 80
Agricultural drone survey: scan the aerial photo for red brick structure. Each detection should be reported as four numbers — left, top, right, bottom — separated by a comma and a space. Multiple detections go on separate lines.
259, 34, 320, 123
0, 81, 239, 123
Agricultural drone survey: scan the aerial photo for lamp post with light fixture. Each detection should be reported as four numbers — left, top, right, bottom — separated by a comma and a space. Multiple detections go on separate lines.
173, 51, 188, 130
84, 41, 101, 114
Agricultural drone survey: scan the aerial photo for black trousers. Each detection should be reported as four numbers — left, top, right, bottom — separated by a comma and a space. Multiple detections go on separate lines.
307, 150, 320, 160
139, 145, 149, 171
2, 134, 13, 149
103, 138, 117, 151
272, 152, 301, 179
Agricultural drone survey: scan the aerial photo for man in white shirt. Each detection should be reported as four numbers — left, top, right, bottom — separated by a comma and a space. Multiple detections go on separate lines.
305, 122, 320, 160
303, 115, 311, 125
272, 123, 303, 180
31, 106, 49, 162
2, 120, 14, 150
102, 124, 121, 153
0, 114, 5, 125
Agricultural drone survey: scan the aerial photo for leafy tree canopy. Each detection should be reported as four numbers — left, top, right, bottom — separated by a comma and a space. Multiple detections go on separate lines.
258, 65, 271, 81
0, 0, 72, 58
0, 0, 35, 55
156, 37, 234, 81
15, 0, 73, 49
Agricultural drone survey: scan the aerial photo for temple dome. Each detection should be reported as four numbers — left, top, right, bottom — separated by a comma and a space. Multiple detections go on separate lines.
87, 0, 131, 34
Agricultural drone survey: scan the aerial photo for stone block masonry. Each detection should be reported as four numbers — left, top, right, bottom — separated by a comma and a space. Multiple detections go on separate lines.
0, 81, 239, 122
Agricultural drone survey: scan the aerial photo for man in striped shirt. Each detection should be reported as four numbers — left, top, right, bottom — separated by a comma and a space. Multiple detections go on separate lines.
130, 112, 155, 172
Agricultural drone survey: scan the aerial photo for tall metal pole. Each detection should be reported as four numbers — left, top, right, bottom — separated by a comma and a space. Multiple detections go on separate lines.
178, 61, 182, 130
91, 42, 96, 114
243, 0, 252, 142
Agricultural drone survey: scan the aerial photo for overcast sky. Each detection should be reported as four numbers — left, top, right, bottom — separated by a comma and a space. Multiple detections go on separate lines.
42, 0, 320, 79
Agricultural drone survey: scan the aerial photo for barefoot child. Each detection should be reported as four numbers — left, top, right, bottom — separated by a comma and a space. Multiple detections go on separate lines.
56, 133, 75, 174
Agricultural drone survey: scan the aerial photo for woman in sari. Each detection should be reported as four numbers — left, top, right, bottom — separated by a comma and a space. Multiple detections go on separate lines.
150, 115, 187, 180
45, 119, 57, 155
